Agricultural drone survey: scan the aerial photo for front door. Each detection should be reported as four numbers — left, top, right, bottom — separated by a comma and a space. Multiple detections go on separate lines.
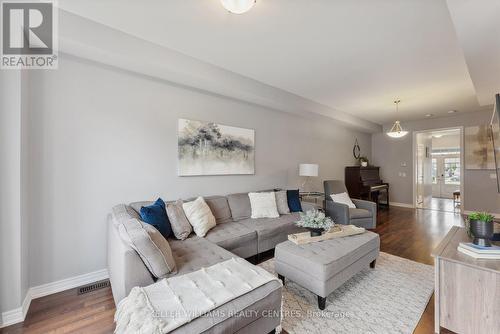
432, 155, 460, 199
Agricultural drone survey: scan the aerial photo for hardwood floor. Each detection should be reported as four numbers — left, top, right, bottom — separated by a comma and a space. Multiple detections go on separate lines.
1, 206, 463, 334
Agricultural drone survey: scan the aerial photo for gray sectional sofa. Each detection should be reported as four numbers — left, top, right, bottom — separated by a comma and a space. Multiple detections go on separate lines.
108, 192, 310, 334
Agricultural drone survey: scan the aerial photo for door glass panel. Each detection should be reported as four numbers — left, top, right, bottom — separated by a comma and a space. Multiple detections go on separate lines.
444, 157, 460, 185
432, 158, 437, 184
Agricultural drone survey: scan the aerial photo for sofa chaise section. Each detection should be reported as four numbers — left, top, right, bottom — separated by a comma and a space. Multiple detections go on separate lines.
237, 213, 305, 253
204, 223, 258, 259
108, 218, 282, 333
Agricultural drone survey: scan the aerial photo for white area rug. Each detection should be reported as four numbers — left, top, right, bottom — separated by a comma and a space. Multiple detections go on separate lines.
258, 252, 434, 334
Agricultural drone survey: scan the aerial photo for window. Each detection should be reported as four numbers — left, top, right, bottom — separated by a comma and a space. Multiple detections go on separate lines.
432, 158, 437, 184
444, 158, 460, 185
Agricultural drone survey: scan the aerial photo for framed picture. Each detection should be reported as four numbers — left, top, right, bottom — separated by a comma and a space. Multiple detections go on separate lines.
178, 119, 255, 176
464, 125, 495, 170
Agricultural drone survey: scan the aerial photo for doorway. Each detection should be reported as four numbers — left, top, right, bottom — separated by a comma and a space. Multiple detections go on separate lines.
414, 128, 463, 213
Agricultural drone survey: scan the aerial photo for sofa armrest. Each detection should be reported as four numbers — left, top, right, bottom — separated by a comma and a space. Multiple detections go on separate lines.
107, 216, 154, 305
325, 200, 350, 225
352, 199, 376, 213
351, 199, 377, 229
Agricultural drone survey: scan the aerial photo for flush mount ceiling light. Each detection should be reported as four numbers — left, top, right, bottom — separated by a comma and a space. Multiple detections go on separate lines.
386, 99, 409, 138
220, 0, 256, 14
448, 110, 457, 114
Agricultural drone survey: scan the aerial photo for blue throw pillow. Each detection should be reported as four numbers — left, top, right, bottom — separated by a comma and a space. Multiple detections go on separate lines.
287, 189, 302, 212
140, 198, 172, 238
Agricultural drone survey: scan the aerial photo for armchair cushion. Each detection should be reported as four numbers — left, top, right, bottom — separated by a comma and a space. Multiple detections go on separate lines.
349, 208, 372, 219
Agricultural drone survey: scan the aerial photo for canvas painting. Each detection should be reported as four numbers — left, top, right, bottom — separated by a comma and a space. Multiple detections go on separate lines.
465, 125, 495, 170
178, 119, 255, 176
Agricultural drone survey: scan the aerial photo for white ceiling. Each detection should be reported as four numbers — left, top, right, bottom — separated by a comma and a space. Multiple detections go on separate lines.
446, 0, 500, 107
59, 0, 498, 125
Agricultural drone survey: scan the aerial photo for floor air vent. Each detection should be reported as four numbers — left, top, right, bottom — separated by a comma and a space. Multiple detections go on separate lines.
78, 279, 110, 295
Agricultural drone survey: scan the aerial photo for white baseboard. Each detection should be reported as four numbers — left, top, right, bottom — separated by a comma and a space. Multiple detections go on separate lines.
1, 268, 109, 328
29, 268, 109, 300
390, 202, 415, 208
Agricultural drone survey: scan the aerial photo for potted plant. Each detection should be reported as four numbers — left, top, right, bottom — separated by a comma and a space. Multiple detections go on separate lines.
358, 156, 369, 167
295, 209, 334, 237
467, 211, 495, 247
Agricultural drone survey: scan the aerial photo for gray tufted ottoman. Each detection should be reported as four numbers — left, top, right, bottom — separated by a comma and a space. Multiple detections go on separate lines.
274, 231, 380, 310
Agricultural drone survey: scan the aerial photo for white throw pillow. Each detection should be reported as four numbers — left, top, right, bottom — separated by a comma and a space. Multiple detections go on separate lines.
182, 197, 216, 237
248, 192, 280, 219
330, 192, 356, 209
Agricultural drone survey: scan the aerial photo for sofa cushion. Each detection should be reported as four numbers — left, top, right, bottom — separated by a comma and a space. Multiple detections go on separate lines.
349, 208, 372, 219
227, 192, 252, 221
237, 213, 304, 252
205, 222, 257, 258
111, 204, 141, 225
166, 199, 192, 240
249, 192, 280, 219
204, 196, 233, 224
118, 218, 176, 278
168, 236, 235, 277
183, 197, 216, 237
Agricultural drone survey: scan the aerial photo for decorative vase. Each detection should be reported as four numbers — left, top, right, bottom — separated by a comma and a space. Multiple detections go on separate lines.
470, 220, 494, 247
361, 161, 368, 167
307, 227, 324, 237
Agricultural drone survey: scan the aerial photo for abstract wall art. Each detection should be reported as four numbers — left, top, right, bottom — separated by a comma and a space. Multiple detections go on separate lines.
178, 119, 255, 176
465, 125, 495, 170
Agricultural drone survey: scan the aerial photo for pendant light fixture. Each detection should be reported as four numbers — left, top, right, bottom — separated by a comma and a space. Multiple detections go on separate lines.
220, 0, 256, 14
386, 99, 408, 138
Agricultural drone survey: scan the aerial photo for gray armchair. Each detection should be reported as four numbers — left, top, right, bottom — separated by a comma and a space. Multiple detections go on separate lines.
323, 180, 377, 229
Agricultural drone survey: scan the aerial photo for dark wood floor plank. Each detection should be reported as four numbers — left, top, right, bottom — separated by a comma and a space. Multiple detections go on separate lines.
1, 206, 462, 334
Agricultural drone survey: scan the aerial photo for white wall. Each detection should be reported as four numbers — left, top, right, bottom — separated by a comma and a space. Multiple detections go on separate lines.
0, 71, 24, 313
26, 54, 371, 287
372, 110, 500, 213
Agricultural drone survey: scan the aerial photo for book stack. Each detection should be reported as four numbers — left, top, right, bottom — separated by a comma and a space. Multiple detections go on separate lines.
458, 242, 500, 259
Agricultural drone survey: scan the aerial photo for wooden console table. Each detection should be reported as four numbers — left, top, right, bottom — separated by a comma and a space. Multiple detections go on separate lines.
432, 226, 500, 333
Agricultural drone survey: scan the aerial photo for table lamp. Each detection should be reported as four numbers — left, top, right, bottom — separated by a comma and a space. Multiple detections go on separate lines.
299, 163, 319, 192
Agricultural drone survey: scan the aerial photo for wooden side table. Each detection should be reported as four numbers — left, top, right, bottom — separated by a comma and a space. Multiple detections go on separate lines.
432, 226, 500, 333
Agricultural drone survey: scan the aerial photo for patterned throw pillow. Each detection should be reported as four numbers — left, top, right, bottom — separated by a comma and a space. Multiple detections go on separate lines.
274, 190, 290, 215
248, 192, 280, 219
166, 199, 192, 240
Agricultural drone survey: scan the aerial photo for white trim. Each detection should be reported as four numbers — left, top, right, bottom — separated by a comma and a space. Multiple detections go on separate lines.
390, 202, 415, 208
1, 269, 108, 328
464, 210, 500, 219
29, 269, 109, 300
412, 126, 464, 214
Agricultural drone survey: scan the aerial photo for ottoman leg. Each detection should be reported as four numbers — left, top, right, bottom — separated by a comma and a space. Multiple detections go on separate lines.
318, 296, 326, 310
370, 259, 376, 268
278, 274, 285, 285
